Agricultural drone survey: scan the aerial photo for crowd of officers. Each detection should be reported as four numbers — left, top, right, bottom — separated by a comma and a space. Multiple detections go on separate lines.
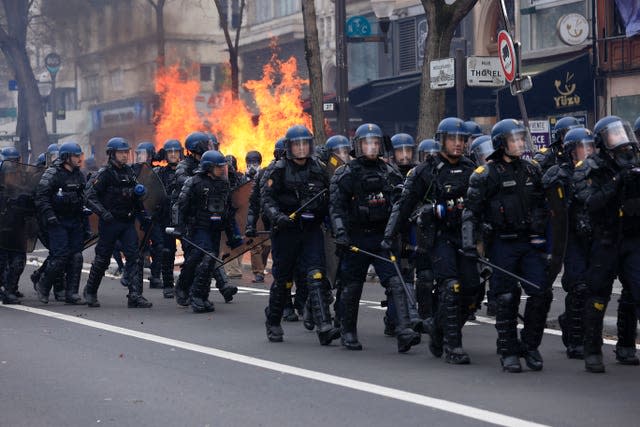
1, 113, 639, 374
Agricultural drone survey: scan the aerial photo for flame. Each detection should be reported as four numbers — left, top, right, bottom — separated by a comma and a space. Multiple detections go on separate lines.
154, 51, 312, 171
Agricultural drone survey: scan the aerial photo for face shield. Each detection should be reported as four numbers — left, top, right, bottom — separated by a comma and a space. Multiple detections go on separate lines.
504, 128, 535, 159
211, 163, 229, 180
135, 149, 150, 164
356, 136, 383, 159
570, 140, 596, 163
471, 139, 495, 166
46, 151, 59, 167
113, 149, 132, 166
600, 120, 637, 150
165, 149, 181, 164
394, 146, 416, 166
332, 146, 351, 163
442, 133, 467, 158
68, 153, 85, 169
287, 138, 312, 160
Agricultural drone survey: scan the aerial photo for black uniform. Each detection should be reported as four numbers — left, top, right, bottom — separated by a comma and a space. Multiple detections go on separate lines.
154, 162, 179, 297
386, 153, 479, 362
173, 170, 238, 312
34, 162, 86, 304
533, 145, 562, 174
463, 157, 550, 371
332, 157, 420, 352
261, 157, 339, 345
83, 161, 151, 308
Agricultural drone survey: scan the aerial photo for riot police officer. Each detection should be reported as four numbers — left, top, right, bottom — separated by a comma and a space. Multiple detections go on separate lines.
173, 150, 241, 313
331, 123, 419, 352
245, 150, 262, 181
35, 142, 86, 304
83, 137, 152, 308
325, 135, 352, 164
463, 119, 549, 373
245, 148, 272, 284
464, 120, 484, 152
574, 116, 638, 372
385, 118, 479, 363
534, 116, 582, 173
390, 133, 417, 176
133, 142, 156, 172
153, 139, 183, 298
173, 131, 237, 305
543, 128, 595, 360
261, 125, 340, 345
417, 139, 441, 163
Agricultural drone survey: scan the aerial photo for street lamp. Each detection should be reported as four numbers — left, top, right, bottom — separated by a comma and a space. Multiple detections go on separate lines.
335, 0, 395, 136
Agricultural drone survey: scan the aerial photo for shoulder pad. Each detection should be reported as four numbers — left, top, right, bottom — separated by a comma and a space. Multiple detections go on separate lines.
274, 159, 286, 169
539, 147, 548, 153
474, 165, 486, 174
469, 163, 490, 185
332, 164, 349, 179
406, 166, 416, 177
531, 158, 539, 166
575, 160, 583, 168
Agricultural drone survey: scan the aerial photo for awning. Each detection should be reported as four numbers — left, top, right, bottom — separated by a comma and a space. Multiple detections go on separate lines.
497, 53, 593, 119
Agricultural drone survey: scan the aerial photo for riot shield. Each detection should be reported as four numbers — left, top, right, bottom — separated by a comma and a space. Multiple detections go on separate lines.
325, 153, 345, 176
136, 163, 167, 215
83, 213, 100, 250
545, 184, 569, 285
219, 180, 270, 266
0, 161, 44, 252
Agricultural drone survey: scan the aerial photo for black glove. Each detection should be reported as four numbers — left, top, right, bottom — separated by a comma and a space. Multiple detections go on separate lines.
46, 215, 60, 227
276, 214, 294, 229
245, 225, 257, 238
101, 211, 114, 223
380, 237, 394, 251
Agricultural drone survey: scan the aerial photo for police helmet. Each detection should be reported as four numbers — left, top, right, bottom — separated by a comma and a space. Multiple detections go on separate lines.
59, 142, 83, 161
35, 153, 46, 167
435, 117, 469, 143
593, 115, 637, 151
390, 133, 416, 166
185, 131, 213, 155
552, 116, 582, 146
1, 146, 20, 161
469, 135, 494, 166
47, 143, 59, 153
135, 141, 156, 164
326, 135, 351, 151
464, 121, 484, 138
562, 128, 595, 163
274, 137, 286, 160
106, 137, 130, 155
206, 132, 220, 150
417, 139, 441, 162
490, 119, 534, 159
46, 143, 60, 165
199, 150, 228, 177
285, 125, 314, 160
245, 150, 262, 165
354, 123, 383, 159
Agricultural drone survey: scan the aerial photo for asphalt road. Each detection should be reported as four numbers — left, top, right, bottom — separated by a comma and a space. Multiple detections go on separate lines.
1, 261, 638, 427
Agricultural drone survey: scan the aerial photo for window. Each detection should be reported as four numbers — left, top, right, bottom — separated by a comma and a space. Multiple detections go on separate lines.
200, 65, 213, 82
612, 95, 640, 125
253, 0, 299, 24
521, 0, 587, 52
84, 74, 100, 100
110, 69, 123, 91
397, 18, 417, 74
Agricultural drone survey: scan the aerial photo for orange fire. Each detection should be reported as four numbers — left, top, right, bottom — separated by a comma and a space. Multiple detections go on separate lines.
154, 52, 312, 171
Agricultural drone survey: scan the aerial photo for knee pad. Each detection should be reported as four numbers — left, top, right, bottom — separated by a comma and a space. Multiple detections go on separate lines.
496, 289, 521, 306
306, 268, 325, 287
48, 256, 69, 273
442, 278, 461, 295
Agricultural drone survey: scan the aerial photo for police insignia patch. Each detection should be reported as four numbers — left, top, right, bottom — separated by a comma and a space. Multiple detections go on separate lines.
474, 166, 485, 174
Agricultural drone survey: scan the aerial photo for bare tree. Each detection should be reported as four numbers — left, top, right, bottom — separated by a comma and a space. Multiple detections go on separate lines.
212, 0, 245, 99
147, 0, 166, 69
0, 0, 49, 156
416, 0, 478, 140
301, 0, 325, 145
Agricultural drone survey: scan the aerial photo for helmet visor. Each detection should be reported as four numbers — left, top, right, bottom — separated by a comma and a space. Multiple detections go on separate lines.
135, 149, 149, 164
288, 139, 312, 159
166, 149, 182, 164
504, 128, 535, 159
46, 151, 59, 166
212, 163, 228, 179
332, 146, 351, 163
394, 146, 415, 166
571, 140, 596, 162
471, 139, 495, 166
356, 136, 382, 159
600, 120, 637, 150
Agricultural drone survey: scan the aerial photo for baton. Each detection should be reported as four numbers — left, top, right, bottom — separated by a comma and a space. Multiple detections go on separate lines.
289, 189, 328, 220
348, 245, 417, 307
165, 227, 224, 264
457, 249, 541, 290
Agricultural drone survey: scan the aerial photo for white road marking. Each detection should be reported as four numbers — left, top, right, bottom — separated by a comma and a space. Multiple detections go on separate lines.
2, 304, 549, 427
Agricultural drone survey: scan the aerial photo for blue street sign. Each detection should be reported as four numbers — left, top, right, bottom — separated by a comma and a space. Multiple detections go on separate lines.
346, 16, 371, 37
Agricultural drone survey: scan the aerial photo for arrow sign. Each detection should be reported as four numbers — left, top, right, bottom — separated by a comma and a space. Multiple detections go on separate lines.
497, 30, 516, 83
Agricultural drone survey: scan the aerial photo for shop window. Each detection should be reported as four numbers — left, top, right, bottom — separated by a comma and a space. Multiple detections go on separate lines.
521, 0, 587, 52
611, 95, 640, 125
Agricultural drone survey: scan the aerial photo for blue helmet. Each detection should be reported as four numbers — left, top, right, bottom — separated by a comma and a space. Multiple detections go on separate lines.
593, 115, 637, 151
163, 139, 182, 152
285, 125, 314, 160
1, 146, 20, 161
185, 131, 213, 155
59, 141, 83, 161
552, 116, 582, 146
562, 128, 595, 163
326, 135, 351, 151
245, 150, 262, 165
464, 121, 483, 138
469, 135, 494, 165
390, 133, 415, 148
45, 143, 60, 165
490, 119, 533, 159
418, 139, 441, 162
206, 132, 220, 150
199, 150, 228, 175
106, 137, 130, 155
36, 153, 46, 167
47, 143, 59, 153
355, 123, 383, 140
391, 133, 416, 166
435, 117, 469, 142
354, 123, 383, 159
274, 137, 286, 160
135, 141, 156, 164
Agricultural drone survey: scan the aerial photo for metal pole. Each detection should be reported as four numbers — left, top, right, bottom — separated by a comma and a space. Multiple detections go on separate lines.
51, 74, 57, 140
335, 0, 349, 136
455, 48, 465, 119
591, 0, 599, 123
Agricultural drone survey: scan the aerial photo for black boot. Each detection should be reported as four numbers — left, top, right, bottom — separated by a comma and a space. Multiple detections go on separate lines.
65, 253, 84, 305
83, 255, 110, 308
615, 289, 639, 365
340, 282, 363, 350
495, 291, 522, 373
36, 256, 68, 304
213, 268, 237, 303
561, 283, 587, 359
303, 296, 315, 330
161, 248, 175, 298
307, 273, 340, 346
439, 280, 469, 363
521, 291, 552, 371
126, 258, 152, 308
265, 281, 289, 342
389, 276, 421, 354
583, 297, 608, 373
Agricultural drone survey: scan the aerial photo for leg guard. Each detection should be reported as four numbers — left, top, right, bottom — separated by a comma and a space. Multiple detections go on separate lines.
36, 256, 67, 303
583, 296, 608, 373
307, 269, 340, 346
265, 280, 290, 342
190, 259, 214, 313
126, 257, 152, 308
340, 281, 363, 350
615, 289, 639, 365
495, 290, 522, 373
214, 267, 238, 303
83, 254, 110, 307
520, 291, 552, 371
64, 253, 84, 304
562, 283, 588, 359
388, 276, 421, 354
415, 269, 435, 320
161, 248, 175, 298
438, 279, 470, 364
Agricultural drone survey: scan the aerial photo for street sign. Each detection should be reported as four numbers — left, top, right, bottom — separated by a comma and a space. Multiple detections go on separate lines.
323, 102, 335, 112
497, 31, 516, 83
346, 16, 371, 37
529, 120, 550, 149
466, 56, 505, 87
44, 52, 61, 76
429, 58, 455, 90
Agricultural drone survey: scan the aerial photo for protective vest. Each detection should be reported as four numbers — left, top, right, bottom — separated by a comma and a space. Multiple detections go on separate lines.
102, 165, 138, 219
348, 160, 393, 229
191, 174, 231, 230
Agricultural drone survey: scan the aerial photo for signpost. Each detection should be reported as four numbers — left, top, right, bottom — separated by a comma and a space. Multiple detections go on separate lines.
44, 53, 62, 139
466, 56, 505, 87
429, 58, 455, 90
497, 31, 516, 83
